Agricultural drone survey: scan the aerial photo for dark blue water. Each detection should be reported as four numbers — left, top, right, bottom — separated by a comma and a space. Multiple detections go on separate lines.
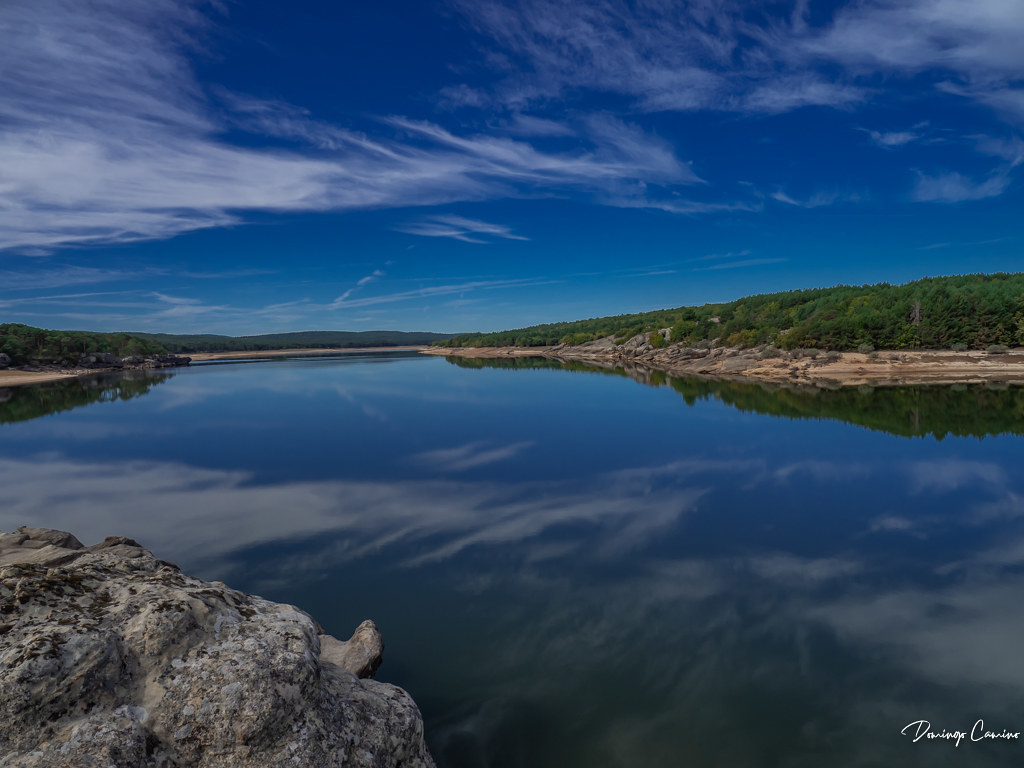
4, 352, 1024, 767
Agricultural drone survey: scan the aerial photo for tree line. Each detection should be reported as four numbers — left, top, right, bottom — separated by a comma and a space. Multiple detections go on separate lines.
0, 324, 169, 365
435, 273, 1024, 351
131, 330, 456, 353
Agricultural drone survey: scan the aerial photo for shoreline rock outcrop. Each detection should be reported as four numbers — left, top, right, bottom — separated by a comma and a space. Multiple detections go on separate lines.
424, 335, 1024, 388
0, 527, 435, 768
76, 352, 193, 370
1, 353, 191, 380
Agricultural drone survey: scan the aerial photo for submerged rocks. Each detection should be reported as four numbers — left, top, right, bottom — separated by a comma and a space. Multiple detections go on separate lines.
0, 527, 435, 768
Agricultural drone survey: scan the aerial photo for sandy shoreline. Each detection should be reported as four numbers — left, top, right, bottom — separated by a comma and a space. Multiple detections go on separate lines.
421, 344, 1024, 387
0, 370, 79, 387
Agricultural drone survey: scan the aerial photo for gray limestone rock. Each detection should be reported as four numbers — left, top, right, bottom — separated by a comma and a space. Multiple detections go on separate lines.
78, 352, 125, 368
619, 333, 650, 354
0, 527, 435, 768
321, 619, 384, 680
144, 355, 192, 369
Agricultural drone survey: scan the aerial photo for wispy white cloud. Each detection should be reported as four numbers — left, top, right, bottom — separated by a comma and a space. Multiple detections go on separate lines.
357, 270, 385, 287
0, 0, 717, 254
0, 266, 152, 291
330, 278, 551, 310
690, 250, 752, 263
905, 133, 1021, 203
0, 289, 317, 332
911, 170, 1011, 203
771, 189, 857, 208
796, 0, 1024, 122
972, 87, 1024, 124
0, 291, 134, 310
447, 0, 867, 115
175, 268, 278, 280
384, 114, 701, 187
499, 114, 576, 138
450, 0, 1024, 132
0, 263, 273, 291
802, 0, 1023, 72
151, 292, 201, 306
973, 135, 1024, 167
858, 127, 923, 149
740, 76, 867, 114
695, 257, 787, 272
335, 269, 387, 304
397, 215, 529, 244
916, 236, 1008, 251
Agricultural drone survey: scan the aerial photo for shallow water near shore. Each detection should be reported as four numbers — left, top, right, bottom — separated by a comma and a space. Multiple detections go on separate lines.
4, 351, 1024, 767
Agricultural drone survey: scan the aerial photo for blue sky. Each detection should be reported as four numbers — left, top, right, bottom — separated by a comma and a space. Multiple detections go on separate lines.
1, 0, 1022, 335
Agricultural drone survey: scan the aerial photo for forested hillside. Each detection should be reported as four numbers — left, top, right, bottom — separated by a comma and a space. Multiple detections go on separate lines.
437, 274, 1024, 351
0, 324, 168, 365
132, 330, 456, 353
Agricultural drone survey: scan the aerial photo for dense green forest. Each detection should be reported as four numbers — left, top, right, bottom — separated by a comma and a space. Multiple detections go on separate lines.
0, 324, 169, 365
132, 330, 457, 353
437, 273, 1024, 351
0, 325, 456, 362
446, 356, 1024, 439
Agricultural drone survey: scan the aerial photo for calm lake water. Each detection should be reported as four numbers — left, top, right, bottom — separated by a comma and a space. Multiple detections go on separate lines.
4, 351, 1024, 767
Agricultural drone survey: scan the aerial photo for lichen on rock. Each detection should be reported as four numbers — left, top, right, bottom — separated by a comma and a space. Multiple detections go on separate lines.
0, 527, 435, 768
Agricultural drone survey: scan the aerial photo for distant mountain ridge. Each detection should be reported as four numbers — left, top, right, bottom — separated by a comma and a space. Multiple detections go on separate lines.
131, 330, 458, 353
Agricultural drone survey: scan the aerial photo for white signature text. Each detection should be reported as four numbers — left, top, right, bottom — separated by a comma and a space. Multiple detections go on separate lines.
901, 720, 1020, 747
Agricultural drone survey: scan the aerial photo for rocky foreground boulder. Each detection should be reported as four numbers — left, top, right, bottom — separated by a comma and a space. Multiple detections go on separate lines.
0, 528, 435, 768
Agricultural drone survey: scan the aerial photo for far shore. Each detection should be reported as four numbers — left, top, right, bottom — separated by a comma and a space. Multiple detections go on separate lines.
421, 344, 1024, 388
0, 347, 429, 389
5, 344, 1024, 390
189, 346, 427, 361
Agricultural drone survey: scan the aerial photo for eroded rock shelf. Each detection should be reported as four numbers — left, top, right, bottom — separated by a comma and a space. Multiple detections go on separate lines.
0, 527, 435, 768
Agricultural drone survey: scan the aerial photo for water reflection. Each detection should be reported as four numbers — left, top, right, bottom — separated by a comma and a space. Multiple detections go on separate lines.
3, 355, 1024, 766
0, 370, 173, 425
2, 446, 1023, 766
0, 455, 718, 572
447, 356, 1024, 439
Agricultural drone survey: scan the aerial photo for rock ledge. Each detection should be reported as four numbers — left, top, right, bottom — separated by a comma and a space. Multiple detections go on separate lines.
0, 527, 435, 768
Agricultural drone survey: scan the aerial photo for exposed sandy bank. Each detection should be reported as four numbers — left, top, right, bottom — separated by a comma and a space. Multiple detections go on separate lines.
0, 370, 78, 387
0, 354, 190, 389
423, 341, 1024, 387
